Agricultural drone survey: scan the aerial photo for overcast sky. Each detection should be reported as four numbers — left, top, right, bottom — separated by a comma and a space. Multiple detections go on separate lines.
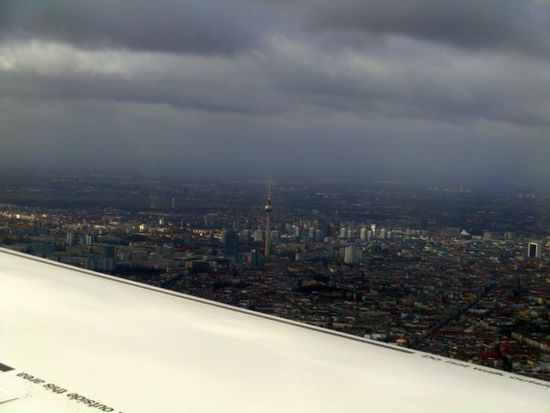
1, 0, 549, 185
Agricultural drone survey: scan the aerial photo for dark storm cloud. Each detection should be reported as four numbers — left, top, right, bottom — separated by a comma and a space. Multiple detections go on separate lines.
265, 38, 550, 126
2, 0, 550, 57
3, 39, 548, 126
0, 0, 268, 54
1, 0, 550, 185
305, 0, 550, 58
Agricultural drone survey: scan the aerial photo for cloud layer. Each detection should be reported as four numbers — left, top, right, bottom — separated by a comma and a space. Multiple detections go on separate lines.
305, 0, 550, 58
1, 1, 549, 184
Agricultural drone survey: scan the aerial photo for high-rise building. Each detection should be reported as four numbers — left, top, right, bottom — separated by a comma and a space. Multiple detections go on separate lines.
344, 246, 357, 265
253, 229, 264, 243
293, 225, 302, 240
339, 227, 347, 239
224, 230, 239, 259
264, 180, 273, 257
65, 232, 75, 246
504, 231, 515, 240
367, 230, 373, 241
314, 229, 324, 242
270, 230, 279, 244
527, 242, 542, 259
360, 227, 368, 242
239, 230, 252, 246
85, 234, 95, 246
250, 249, 260, 267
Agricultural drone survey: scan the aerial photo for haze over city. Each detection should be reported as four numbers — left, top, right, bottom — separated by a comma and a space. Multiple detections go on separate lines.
1, 0, 550, 185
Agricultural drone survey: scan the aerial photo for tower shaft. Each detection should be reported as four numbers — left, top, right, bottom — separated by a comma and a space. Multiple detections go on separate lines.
265, 211, 271, 257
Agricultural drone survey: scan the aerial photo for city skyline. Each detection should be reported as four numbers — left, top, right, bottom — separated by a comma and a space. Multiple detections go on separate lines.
0, 175, 548, 382
1, 1, 550, 185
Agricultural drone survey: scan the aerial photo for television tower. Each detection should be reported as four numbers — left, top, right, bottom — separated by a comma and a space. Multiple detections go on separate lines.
264, 179, 273, 257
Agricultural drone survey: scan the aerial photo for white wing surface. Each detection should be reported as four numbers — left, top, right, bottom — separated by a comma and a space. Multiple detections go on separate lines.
0, 247, 548, 412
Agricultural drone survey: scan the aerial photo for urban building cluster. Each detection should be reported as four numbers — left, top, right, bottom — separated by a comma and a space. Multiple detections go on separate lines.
0, 175, 549, 381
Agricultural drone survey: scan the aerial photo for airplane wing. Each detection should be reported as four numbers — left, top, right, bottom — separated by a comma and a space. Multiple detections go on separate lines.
0, 247, 548, 412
